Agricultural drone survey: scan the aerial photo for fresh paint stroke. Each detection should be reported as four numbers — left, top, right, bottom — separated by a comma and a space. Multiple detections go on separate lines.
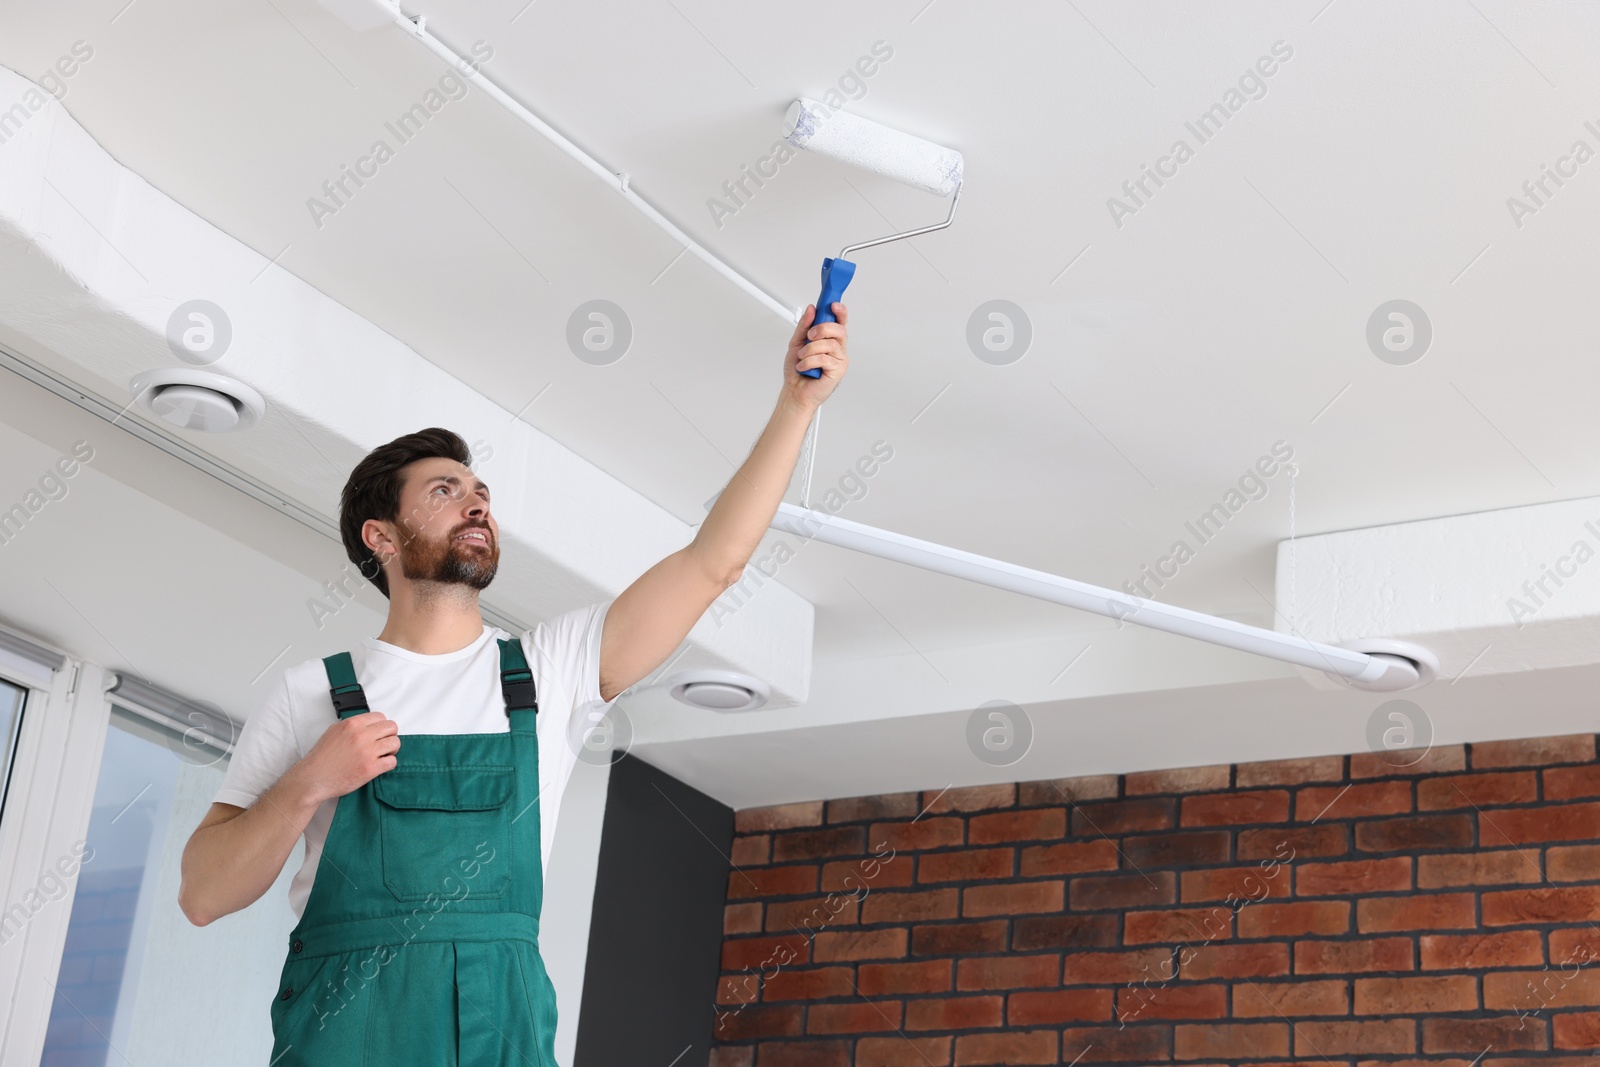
306, 40, 495, 230
1107, 40, 1294, 230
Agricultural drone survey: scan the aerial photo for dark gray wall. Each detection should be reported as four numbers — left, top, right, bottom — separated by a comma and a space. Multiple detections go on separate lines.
573, 753, 732, 1066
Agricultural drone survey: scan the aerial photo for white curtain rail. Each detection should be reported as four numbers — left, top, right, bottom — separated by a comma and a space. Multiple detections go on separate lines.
765, 502, 1435, 693
388, 8, 799, 324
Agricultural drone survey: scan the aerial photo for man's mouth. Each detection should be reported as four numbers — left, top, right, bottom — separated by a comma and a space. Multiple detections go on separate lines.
455, 529, 491, 546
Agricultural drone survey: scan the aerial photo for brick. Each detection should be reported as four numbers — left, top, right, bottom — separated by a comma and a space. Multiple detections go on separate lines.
821, 852, 913, 892
913, 920, 1009, 956
1550, 927, 1600, 964
1421, 930, 1543, 970
812, 928, 907, 962
1295, 937, 1414, 974
1482, 802, 1600, 846
953, 1031, 1057, 1066
860, 888, 959, 925
1174, 1022, 1290, 1061
1237, 754, 1345, 787
771, 826, 865, 862
968, 809, 1066, 844
1418, 849, 1540, 888
826, 793, 918, 823
708, 1046, 753, 1067
1018, 839, 1120, 877
1233, 978, 1347, 1017
1296, 857, 1411, 896
1058, 1027, 1169, 1063
1238, 900, 1350, 939
922, 783, 1015, 813
856, 1036, 952, 1067
870, 817, 965, 852
766, 896, 858, 933
1125, 906, 1234, 944
1350, 743, 1465, 778
1011, 988, 1115, 1025
1238, 824, 1347, 860
1071, 797, 1174, 835
756, 1039, 849, 1067
728, 865, 818, 900
1297, 781, 1412, 821
1554, 1011, 1600, 1049
1483, 885, 1600, 925
963, 880, 1063, 917
1473, 733, 1595, 768
1418, 770, 1538, 810
919, 847, 1014, 883
1075, 871, 1177, 909
1117, 983, 1226, 1021
1485, 968, 1600, 1009
1018, 774, 1119, 806
722, 934, 810, 971
956, 954, 1060, 991
1060, 948, 1172, 985
711, 1004, 802, 1041
858, 959, 952, 997
719, 973, 760, 1006
1546, 764, 1600, 801
1423, 1015, 1546, 1053
1293, 1019, 1413, 1056
1358, 892, 1475, 933
1354, 814, 1474, 852
1127, 764, 1231, 795
732, 835, 770, 866
1011, 914, 1118, 952
736, 802, 823, 833
725, 902, 763, 934
1180, 866, 1291, 903
904, 995, 1003, 1031
1122, 830, 1232, 867
1547, 843, 1600, 881
806, 1000, 903, 1034
1182, 790, 1291, 826
761, 967, 855, 1001
1179, 942, 1290, 980
1354, 975, 1478, 1014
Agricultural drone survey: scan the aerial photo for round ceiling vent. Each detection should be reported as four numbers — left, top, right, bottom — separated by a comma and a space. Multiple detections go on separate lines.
129, 369, 265, 433
662, 669, 771, 713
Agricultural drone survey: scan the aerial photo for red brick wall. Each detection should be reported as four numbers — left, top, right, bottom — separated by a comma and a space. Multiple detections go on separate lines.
709, 733, 1600, 1066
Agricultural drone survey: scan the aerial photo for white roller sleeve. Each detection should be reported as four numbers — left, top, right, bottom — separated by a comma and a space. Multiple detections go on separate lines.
783, 98, 963, 197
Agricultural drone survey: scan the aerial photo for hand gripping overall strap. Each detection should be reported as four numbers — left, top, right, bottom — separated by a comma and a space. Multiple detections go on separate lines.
497, 637, 539, 716
322, 651, 368, 717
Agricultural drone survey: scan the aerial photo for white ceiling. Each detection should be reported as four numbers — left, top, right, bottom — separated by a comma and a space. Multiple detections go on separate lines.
4, 0, 1600, 807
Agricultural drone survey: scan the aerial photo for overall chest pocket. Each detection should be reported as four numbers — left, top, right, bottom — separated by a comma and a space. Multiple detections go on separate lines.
373, 766, 513, 902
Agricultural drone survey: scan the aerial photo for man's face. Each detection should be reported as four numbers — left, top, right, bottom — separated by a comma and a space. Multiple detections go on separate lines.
378, 456, 500, 591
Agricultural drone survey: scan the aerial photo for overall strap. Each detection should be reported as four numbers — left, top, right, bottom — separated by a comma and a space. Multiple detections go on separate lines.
322, 652, 369, 718
497, 637, 539, 717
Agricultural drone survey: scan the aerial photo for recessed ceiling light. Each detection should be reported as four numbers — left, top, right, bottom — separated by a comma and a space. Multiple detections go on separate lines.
129, 368, 265, 433
662, 669, 771, 713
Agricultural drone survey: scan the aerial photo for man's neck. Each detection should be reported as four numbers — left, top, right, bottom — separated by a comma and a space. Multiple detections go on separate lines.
375, 580, 486, 655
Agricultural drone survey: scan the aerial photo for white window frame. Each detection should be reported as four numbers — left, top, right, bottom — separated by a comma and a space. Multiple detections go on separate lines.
0, 624, 114, 1067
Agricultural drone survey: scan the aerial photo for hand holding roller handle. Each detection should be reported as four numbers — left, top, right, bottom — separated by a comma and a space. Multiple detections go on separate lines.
802, 257, 856, 378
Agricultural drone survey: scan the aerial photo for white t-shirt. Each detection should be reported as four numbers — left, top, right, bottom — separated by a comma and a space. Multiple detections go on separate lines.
212, 601, 616, 920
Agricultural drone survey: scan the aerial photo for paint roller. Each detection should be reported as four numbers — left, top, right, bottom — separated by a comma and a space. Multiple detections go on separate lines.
782, 98, 964, 377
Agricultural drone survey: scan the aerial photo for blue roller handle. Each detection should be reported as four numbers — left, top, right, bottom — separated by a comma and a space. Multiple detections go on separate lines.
801, 256, 856, 378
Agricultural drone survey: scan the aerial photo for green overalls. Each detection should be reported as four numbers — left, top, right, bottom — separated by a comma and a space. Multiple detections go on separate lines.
268, 638, 561, 1067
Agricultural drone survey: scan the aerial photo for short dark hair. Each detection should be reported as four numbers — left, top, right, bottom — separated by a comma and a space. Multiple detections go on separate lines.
339, 427, 473, 599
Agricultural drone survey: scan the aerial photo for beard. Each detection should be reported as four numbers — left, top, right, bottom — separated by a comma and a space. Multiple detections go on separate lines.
397, 521, 499, 590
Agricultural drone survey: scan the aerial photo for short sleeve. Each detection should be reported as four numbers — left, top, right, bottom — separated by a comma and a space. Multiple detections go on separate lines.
211, 671, 301, 809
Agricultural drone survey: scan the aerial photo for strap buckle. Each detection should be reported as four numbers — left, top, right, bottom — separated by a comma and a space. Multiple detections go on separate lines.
331, 687, 368, 714
501, 671, 538, 715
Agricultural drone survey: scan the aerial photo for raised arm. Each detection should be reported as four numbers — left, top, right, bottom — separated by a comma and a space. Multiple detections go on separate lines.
595, 302, 849, 702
